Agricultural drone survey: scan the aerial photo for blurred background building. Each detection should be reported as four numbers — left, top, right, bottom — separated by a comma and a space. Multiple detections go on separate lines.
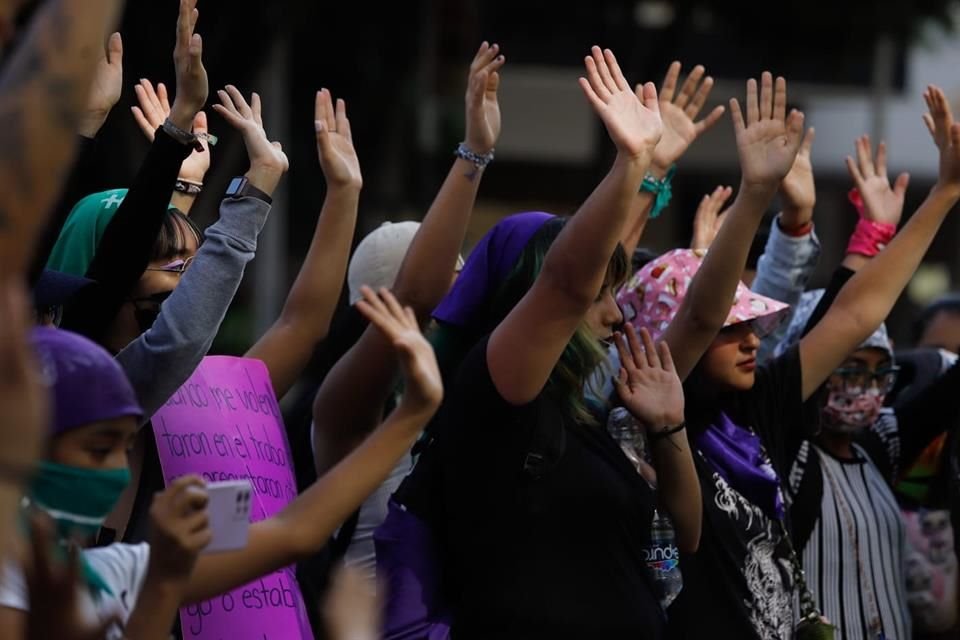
32, 0, 960, 353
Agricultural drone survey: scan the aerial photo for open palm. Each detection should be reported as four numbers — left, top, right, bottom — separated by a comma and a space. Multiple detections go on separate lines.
613, 325, 684, 429
213, 86, 288, 173
132, 80, 212, 184
923, 85, 960, 189
845, 135, 908, 226
651, 62, 725, 171
355, 286, 442, 412
465, 41, 505, 155
780, 128, 816, 212
731, 73, 805, 188
579, 46, 662, 159
315, 88, 361, 189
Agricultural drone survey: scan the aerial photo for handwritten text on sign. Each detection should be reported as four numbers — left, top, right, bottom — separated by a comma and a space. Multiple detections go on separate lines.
152, 356, 311, 640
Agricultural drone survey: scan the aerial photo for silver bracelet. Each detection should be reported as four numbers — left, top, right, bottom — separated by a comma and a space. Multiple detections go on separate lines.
454, 142, 494, 170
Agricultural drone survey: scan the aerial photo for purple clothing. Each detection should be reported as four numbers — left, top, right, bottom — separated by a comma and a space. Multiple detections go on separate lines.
375, 500, 450, 640
31, 327, 142, 436
432, 211, 553, 328
696, 412, 785, 520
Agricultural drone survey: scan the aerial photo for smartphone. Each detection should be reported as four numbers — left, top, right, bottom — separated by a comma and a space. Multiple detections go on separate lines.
200, 479, 252, 553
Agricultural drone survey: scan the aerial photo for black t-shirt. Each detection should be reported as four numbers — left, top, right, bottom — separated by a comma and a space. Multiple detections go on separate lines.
438, 337, 664, 639
670, 346, 817, 640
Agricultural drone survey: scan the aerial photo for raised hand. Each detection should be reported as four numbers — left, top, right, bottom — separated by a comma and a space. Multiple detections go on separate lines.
923, 85, 960, 192
845, 135, 909, 226
79, 32, 123, 138
213, 85, 289, 194
147, 475, 212, 584
650, 62, 725, 174
730, 72, 805, 190
613, 324, 685, 430
25, 513, 120, 640
169, 0, 208, 132
314, 88, 361, 190
464, 41, 506, 155
690, 185, 734, 251
354, 286, 442, 415
132, 79, 211, 184
779, 127, 817, 226
579, 46, 662, 160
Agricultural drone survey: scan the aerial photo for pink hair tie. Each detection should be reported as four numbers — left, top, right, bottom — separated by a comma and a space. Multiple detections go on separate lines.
846, 216, 897, 257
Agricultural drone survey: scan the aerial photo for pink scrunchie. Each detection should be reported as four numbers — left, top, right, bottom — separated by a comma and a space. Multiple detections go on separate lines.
846, 189, 897, 256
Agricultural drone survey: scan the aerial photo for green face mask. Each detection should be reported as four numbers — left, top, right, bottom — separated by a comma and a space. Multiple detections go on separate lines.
30, 461, 130, 541
28, 461, 131, 597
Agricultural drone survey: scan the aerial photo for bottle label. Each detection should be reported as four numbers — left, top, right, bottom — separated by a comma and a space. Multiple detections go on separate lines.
644, 543, 680, 573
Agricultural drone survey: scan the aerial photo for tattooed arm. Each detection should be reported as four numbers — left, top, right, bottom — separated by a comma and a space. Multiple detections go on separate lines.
0, 0, 125, 276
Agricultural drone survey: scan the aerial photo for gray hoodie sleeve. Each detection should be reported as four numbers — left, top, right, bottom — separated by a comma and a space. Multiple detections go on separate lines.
116, 195, 271, 423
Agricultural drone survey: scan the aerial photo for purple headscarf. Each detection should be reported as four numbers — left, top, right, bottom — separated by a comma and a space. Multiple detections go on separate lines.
432, 211, 554, 328
697, 412, 785, 520
31, 327, 142, 436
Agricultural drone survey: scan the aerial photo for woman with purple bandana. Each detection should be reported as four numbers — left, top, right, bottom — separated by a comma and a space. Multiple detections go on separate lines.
620, 79, 960, 640
377, 47, 701, 640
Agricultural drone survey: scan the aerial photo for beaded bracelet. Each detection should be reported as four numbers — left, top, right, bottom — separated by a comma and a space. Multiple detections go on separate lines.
454, 142, 495, 170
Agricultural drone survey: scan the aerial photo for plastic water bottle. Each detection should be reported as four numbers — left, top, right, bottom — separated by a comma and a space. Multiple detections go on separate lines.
606, 408, 683, 608
607, 407, 648, 473
645, 509, 683, 609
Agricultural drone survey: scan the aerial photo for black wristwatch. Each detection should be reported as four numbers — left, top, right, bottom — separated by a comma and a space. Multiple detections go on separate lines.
225, 176, 272, 204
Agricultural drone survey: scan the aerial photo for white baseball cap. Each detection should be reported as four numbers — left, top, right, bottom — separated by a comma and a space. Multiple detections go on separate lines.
347, 221, 465, 305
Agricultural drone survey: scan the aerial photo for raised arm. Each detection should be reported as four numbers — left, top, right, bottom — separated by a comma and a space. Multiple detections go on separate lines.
613, 325, 700, 551
689, 185, 733, 251
792, 135, 907, 350
662, 73, 805, 381
119, 85, 287, 420
623, 63, 726, 257
488, 47, 662, 405
0, 0, 126, 276
27, 32, 125, 286
58, 0, 207, 344
311, 43, 503, 473
245, 89, 361, 398
391, 41, 504, 316
753, 127, 821, 360
173, 289, 441, 604
131, 79, 211, 215
799, 86, 960, 400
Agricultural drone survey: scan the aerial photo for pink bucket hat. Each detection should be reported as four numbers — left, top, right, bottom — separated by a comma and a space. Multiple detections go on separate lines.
617, 248, 789, 343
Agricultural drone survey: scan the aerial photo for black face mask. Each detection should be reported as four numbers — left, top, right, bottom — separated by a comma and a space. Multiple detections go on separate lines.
128, 290, 173, 333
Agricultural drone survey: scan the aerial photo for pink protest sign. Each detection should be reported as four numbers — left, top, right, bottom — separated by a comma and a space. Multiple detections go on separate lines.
152, 356, 312, 640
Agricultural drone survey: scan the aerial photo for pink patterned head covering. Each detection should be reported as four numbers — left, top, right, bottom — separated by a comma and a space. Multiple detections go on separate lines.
617, 248, 789, 343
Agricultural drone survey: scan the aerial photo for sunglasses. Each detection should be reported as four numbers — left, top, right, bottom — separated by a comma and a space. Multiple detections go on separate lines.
128, 290, 173, 332
145, 256, 195, 275
831, 365, 901, 395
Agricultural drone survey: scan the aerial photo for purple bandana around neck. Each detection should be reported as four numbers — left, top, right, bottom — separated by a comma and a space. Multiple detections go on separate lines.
432, 211, 554, 328
696, 412, 785, 520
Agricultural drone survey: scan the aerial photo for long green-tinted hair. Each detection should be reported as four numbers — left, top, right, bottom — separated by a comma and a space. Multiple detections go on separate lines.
435, 217, 628, 425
